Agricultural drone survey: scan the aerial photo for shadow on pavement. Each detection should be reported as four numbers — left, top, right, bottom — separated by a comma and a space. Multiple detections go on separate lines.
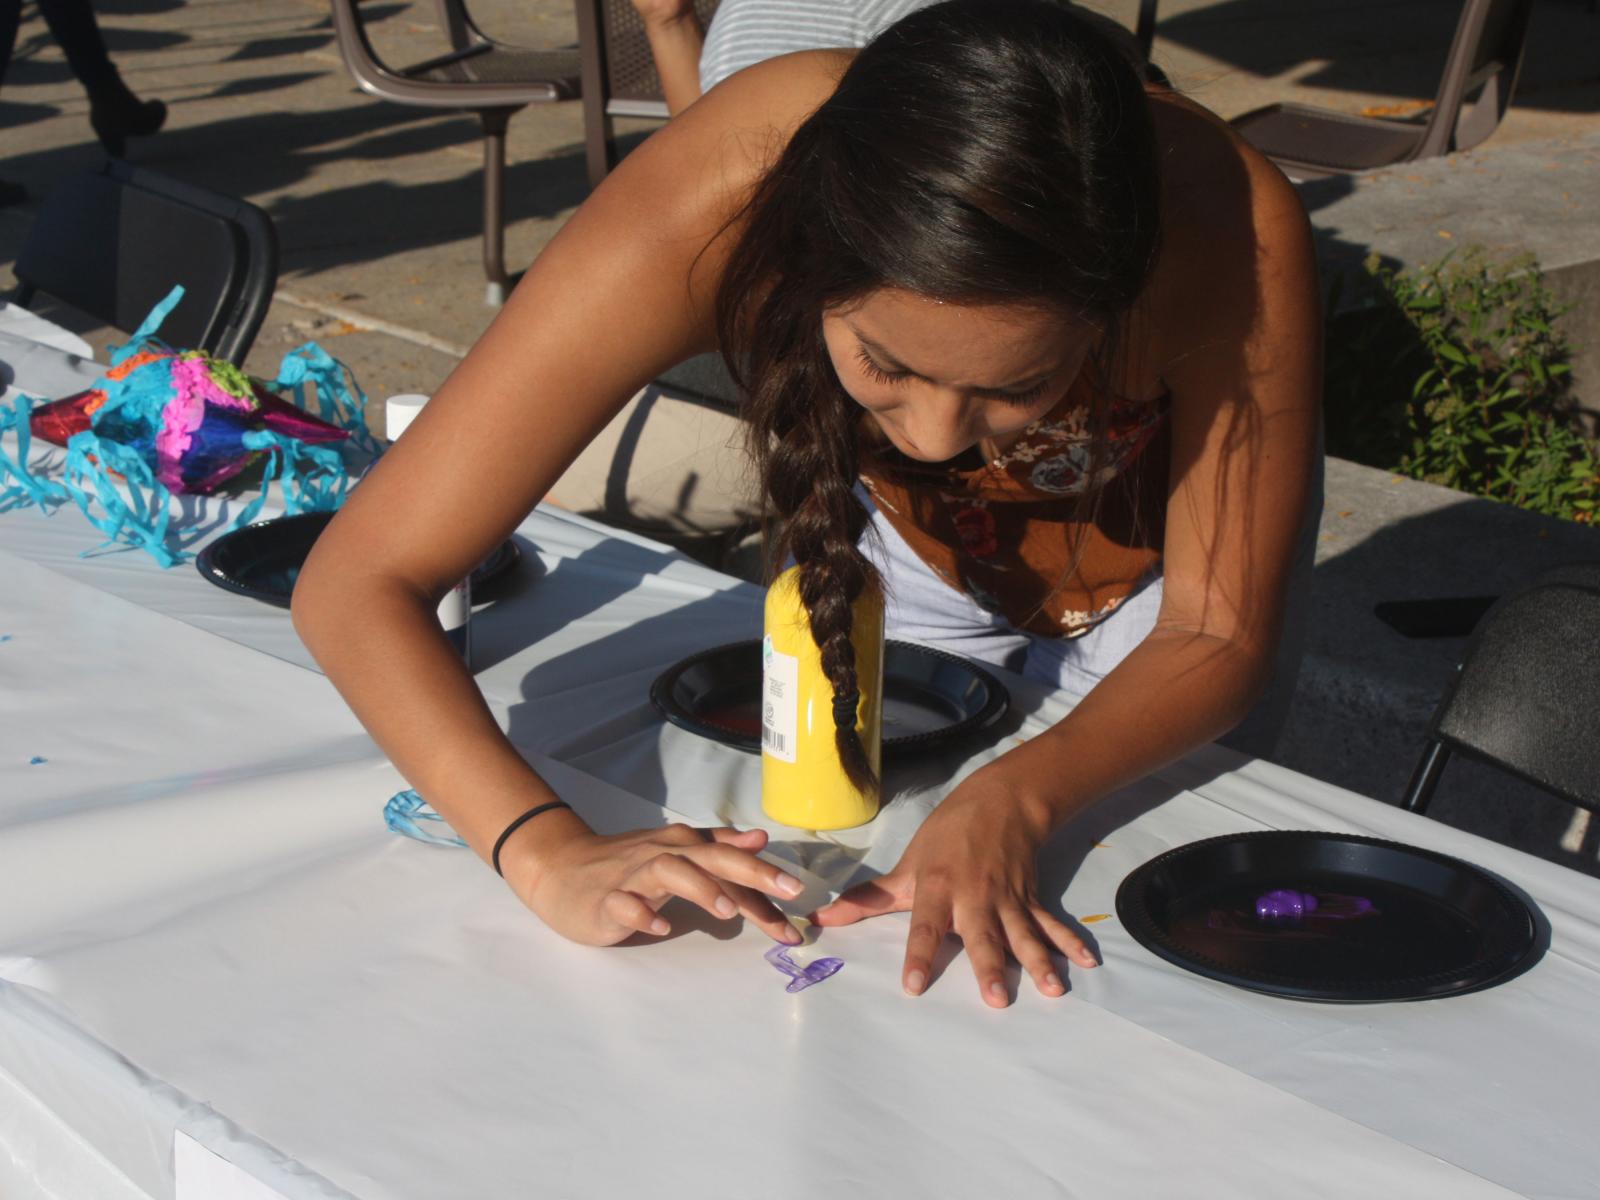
1155, 0, 1599, 114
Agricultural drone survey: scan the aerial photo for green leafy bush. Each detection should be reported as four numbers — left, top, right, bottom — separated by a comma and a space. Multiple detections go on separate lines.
1324, 248, 1597, 523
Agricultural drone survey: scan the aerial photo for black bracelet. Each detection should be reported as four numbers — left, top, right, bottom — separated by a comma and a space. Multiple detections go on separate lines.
491, 800, 572, 877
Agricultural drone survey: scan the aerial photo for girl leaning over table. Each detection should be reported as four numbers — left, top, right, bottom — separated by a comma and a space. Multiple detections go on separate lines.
293, 0, 1323, 1009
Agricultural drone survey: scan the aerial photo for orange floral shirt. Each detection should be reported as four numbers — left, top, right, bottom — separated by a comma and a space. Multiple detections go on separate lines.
857, 370, 1170, 639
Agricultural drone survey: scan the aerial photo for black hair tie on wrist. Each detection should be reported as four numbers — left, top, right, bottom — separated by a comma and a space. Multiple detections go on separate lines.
492, 800, 572, 877
832, 689, 861, 731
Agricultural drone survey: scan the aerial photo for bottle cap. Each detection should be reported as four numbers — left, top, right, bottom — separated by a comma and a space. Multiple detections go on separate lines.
384, 394, 430, 442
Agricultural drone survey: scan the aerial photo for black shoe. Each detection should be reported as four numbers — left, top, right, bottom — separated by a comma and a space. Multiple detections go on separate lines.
0, 178, 28, 208
89, 95, 167, 159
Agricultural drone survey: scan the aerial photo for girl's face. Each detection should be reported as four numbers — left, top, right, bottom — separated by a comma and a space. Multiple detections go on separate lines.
822, 288, 1097, 463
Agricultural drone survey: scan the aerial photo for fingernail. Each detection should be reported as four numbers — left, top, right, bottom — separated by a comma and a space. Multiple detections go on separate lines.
988, 980, 1007, 1001
715, 896, 737, 918
783, 926, 804, 944
775, 873, 804, 897
904, 969, 926, 995
650, 917, 670, 935
1045, 972, 1063, 991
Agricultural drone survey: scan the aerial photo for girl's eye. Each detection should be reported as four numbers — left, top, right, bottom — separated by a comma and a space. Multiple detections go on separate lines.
986, 380, 1053, 407
855, 345, 1052, 406
855, 347, 910, 385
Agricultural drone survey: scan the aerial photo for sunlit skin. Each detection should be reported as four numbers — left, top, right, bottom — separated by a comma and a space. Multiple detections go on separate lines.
821, 290, 1100, 464
292, 48, 1322, 1011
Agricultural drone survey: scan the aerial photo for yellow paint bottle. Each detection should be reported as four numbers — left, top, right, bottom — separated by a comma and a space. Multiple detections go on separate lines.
760, 566, 884, 830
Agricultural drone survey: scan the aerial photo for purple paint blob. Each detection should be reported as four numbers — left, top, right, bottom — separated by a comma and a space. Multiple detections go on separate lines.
1209, 890, 1379, 932
1255, 889, 1319, 922
765, 944, 844, 993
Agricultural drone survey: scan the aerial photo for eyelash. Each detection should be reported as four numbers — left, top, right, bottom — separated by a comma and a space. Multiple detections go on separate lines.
854, 347, 1053, 406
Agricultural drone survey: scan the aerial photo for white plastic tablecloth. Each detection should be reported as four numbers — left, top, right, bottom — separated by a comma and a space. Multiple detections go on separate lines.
3, 327, 1599, 1200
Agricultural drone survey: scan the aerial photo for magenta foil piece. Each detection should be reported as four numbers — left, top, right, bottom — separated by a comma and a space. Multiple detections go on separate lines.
764, 944, 844, 993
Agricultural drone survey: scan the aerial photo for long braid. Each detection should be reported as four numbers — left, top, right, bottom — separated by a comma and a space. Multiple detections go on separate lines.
761, 358, 880, 794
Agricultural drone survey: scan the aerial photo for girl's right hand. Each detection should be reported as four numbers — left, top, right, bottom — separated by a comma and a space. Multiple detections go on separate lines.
514, 823, 807, 947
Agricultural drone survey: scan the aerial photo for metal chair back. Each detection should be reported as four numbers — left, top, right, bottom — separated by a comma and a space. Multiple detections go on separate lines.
1231, 0, 1533, 179
324, 0, 579, 302
578, 0, 721, 187
11, 162, 277, 366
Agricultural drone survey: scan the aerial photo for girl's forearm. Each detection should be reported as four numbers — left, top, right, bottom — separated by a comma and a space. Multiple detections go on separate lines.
291, 573, 590, 886
986, 626, 1274, 838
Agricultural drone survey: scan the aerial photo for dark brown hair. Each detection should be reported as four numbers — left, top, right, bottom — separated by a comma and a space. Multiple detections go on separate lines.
716, 0, 1162, 790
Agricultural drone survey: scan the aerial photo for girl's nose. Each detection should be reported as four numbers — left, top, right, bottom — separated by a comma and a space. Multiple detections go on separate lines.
902, 386, 977, 462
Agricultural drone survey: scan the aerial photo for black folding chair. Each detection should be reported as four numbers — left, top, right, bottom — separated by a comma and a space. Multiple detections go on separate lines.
1231, 0, 1533, 180
1403, 563, 1600, 819
9, 162, 278, 366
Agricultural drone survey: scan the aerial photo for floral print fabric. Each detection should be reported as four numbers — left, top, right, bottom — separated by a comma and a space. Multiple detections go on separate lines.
857, 371, 1169, 639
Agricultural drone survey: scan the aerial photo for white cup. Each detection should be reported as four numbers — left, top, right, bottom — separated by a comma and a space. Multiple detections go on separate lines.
385, 393, 430, 442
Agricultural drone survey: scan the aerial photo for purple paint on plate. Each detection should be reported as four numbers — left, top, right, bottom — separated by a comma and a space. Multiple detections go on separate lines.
765, 944, 844, 993
1208, 890, 1380, 932
1255, 889, 1319, 922
1252, 889, 1378, 924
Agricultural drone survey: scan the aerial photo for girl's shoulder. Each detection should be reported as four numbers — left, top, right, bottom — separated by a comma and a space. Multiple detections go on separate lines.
673, 48, 853, 174
1147, 89, 1306, 230
606, 49, 851, 237
1142, 89, 1316, 375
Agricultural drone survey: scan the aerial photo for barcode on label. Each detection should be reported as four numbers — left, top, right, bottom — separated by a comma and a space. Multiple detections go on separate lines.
761, 636, 798, 763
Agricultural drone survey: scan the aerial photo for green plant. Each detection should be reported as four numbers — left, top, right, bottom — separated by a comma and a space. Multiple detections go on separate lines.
1323, 248, 1597, 522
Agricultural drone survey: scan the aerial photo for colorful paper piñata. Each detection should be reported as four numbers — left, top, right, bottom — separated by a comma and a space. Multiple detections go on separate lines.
0, 286, 381, 566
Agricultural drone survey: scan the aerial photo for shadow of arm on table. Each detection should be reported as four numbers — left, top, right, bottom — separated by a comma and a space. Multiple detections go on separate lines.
471, 530, 758, 675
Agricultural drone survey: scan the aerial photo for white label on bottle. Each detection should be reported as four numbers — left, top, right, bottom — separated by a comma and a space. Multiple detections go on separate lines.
761, 634, 798, 763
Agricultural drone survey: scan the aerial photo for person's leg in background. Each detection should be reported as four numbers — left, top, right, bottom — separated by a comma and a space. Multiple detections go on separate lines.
0, 0, 165, 183
1, 0, 30, 206
35, 0, 165, 156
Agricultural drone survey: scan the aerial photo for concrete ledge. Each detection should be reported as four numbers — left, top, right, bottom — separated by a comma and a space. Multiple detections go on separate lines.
1278, 456, 1600, 875
1299, 132, 1600, 407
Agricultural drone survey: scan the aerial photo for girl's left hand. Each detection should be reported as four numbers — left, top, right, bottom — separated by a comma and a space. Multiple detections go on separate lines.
810, 764, 1098, 1008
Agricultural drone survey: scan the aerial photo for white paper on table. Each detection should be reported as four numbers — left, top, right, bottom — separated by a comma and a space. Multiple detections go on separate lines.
5, 798, 1527, 1200
175, 1132, 293, 1200
0, 302, 98, 362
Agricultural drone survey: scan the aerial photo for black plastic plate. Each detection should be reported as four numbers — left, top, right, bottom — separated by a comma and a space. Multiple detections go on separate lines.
196, 511, 520, 608
1115, 830, 1538, 1003
650, 639, 1009, 758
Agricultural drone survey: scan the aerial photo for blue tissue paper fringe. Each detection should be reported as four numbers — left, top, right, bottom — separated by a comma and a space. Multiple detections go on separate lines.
384, 790, 468, 849
0, 284, 380, 566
